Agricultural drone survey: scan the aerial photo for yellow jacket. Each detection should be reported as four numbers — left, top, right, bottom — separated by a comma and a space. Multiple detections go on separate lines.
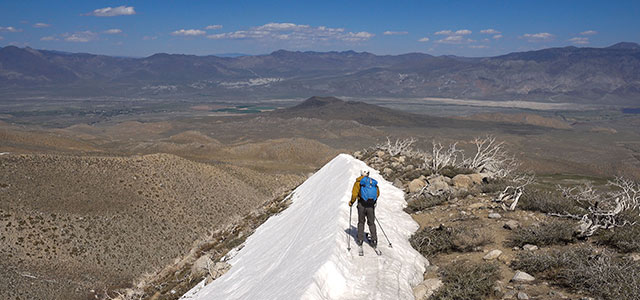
349, 175, 380, 206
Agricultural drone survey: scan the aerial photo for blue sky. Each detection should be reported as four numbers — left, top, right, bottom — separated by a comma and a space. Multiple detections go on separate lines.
1, 1, 639, 57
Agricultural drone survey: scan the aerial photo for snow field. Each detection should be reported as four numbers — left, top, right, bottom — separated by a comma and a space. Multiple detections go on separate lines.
182, 154, 427, 300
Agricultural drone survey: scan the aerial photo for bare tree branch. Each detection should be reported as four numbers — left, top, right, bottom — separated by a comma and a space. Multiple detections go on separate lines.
376, 137, 416, 157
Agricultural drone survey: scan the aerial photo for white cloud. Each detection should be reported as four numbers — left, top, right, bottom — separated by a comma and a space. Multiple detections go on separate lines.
435, 30, 453, 35
435, 29, 471, 35
205, 25, 223, 30
480, 29, 500, 34
522, 32, 554, 42
104, 28, 122, 34
383, 30, 408, 35
0, 26, 22, 32
87, 6, 136, 17
493, 34, 503, 39
342, 31, 375, 41
256, 23, 309, 31
580, 30, 597, 36
143, 36, 158, 40
436, 35, 474, 44
171, 29, 206, 36
40, 36, 57, 41
569, 37, 589, 45
469, 45, 489, 49
207, 22, 374, 43
418, 37, 430, 42
33, 23, 51, 28
64, 31, 98, 42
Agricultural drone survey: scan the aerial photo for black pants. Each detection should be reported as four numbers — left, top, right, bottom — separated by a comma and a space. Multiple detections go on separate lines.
357, 200, 377, 246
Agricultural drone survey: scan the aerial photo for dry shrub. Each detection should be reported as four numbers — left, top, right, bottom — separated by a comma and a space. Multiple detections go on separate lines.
481, 178, 508, 194
439, 165, 473, 179
511, 246, 640, 300
432, 260, 500, 300
519, 188, 586, 215
506, 219, 576, 247
405, 194, 448, 213
410, 224, 493, 256
596, 212, 640, 253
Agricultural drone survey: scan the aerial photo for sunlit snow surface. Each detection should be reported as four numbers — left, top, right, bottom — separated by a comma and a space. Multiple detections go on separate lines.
182, 154, 427, 300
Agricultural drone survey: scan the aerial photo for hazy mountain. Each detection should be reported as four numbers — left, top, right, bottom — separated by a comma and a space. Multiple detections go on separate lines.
1, 43, 639, 104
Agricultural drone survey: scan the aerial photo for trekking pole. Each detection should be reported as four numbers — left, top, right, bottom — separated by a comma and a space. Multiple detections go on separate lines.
375, 216, 392, 248
347, 206, 353, 251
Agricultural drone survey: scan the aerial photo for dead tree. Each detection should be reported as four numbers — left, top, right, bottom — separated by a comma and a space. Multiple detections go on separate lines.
376, 137, 416, 157
495, 173, 535, 211
464, 136, 518, 178
553, 177, 640, 237
424, 141, 463, 174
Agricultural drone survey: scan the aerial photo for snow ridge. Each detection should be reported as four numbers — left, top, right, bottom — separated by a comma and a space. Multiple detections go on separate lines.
182, 154, 427, 300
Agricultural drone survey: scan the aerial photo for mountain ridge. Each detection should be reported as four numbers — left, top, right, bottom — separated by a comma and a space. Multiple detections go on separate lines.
1, 43, 640, 104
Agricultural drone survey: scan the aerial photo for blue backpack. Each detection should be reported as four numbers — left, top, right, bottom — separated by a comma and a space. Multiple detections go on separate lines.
359, 176, 378, 202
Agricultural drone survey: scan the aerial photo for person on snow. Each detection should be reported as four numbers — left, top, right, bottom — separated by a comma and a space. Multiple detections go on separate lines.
349, 170, 380, 248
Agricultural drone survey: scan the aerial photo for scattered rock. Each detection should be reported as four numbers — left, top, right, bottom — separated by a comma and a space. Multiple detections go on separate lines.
517, 292, 529, 300
405, 164, 415, 171
376, 150, 386, 157
413, 278, 443, 300
488, 213, 502, 219
503, 220, 520, 230
190, 255, 214, 278
628, 253, 640, 261
503, 290, 517, 299
205, 261, 231, 284
353, 151, 363, 159
468, 202, 484, 210
383, 168, 393, 177
522, 244, 538, 251
424, 265, 439, 274
393, 178, 404, 188
511, 271, 535, 283
483, 249, 503, 260
409, 179, 427, 193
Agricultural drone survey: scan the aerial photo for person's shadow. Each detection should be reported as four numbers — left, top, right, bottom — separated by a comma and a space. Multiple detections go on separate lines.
344, 225, 366, 247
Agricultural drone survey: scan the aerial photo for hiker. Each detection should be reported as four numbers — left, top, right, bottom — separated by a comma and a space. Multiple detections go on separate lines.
349, 170, 380, 249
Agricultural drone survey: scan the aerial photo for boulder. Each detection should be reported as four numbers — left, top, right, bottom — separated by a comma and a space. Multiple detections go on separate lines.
468, 173, 489, 185
452, 174, 474, 189
409, 179, 427, 193
488, 213, 502, 219
523, 244, 538, 251
517, 292, 530, 300
353, 151, 363, 159
503, 220, 520, 230
383, 168, 393, 177
511, 271, 535, 283
413, 278, 443, 300
426, 175, 450, 194
483, 249, 503, 260
375, 150, 386, 157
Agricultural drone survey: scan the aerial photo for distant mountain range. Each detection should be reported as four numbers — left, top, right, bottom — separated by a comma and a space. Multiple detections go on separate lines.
1, 43, 639, 104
